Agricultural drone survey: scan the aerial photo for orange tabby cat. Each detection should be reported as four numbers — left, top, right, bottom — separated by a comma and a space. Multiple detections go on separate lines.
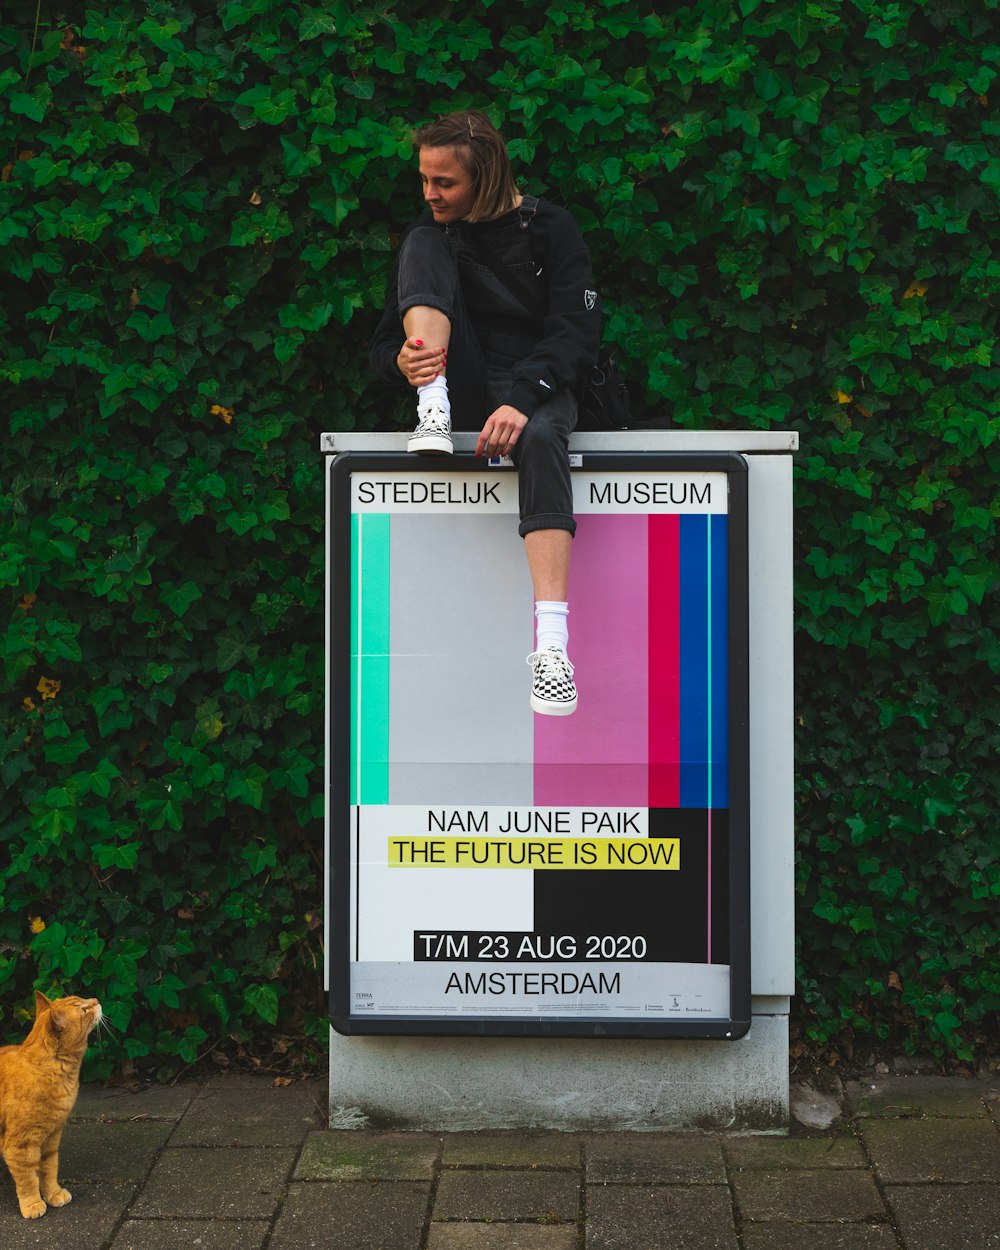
0, 991, 102, 1219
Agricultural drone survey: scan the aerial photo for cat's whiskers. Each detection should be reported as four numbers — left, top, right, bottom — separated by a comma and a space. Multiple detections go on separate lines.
93, 1014, 120, 1045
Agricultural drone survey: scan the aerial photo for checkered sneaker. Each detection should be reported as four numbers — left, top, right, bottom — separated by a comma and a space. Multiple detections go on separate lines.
527, 647, 578, 716
407, 401, 453, 455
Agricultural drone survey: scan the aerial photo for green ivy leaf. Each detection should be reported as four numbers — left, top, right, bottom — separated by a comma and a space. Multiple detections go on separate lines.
243, 982, 279, 1024
241, 840, 278, 875
160, 581, 203, 617
93, 842, 140, 870
299, 10, 337, 40
228, 765, 268, 810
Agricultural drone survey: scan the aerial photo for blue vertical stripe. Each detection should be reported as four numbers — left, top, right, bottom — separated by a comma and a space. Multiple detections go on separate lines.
679, 515, 709, 806
678, 514, 729, 808
710, 514, 729, 807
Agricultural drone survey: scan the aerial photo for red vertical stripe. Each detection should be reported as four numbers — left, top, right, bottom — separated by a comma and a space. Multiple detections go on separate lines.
648, 514, 680, 807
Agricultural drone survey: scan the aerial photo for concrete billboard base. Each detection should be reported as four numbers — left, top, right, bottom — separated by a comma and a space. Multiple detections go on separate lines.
328, 997, 789, 1132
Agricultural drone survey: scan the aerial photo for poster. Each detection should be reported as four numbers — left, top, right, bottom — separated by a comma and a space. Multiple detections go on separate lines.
329, 453, 749, 1037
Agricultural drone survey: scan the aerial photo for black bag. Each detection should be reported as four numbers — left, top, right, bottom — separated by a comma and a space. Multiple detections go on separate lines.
576, 351, 632, 431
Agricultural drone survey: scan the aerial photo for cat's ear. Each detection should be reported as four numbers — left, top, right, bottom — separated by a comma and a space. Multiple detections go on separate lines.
34, 990, 53, 1017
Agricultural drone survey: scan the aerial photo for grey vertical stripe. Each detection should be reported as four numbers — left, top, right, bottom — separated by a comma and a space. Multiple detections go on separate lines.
388, 514, 535, 805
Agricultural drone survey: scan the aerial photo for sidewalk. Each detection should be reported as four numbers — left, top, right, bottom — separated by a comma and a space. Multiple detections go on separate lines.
0, 1072, 995, 1249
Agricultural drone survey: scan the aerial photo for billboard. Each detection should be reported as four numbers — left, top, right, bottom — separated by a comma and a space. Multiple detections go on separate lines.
329, 453, 749, 1037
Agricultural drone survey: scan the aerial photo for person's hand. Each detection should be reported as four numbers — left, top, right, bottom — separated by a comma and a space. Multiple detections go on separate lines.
476, 405, 529, 458
396, 337, 446, 387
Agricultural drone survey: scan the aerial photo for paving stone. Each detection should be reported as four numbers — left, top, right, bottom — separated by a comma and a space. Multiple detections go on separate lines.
110, 1218, 270, 1250
129, 1146, 296, 1219
270, 1181, 429, 1250
730, 1168, 886, 1223
73, 1081, 199, 1121
8, 1070, 994, 1250
586, 1184, 738, 1249
860, 1115, 1000, 1183
585, 1133, 725, 1183
171, 1075, 325, 1146
295, 1130, 439, 1180
443, 1132, 581, 1169
886, 1183, 1000, 1249
0, 1181, 135, 1248
724, 1135, 867, 1171
60, 1120, 173, 1183
740, 1223, 900, 1250
844, 1075, 994, 1119
435, 1170, 580, 1221
428, 1226, 578, 1249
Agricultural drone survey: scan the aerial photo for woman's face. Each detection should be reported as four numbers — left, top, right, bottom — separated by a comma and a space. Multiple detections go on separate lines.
419, 146, 475, 223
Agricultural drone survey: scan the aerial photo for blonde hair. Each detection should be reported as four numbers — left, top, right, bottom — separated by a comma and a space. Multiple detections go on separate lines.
413, 110, 520, 223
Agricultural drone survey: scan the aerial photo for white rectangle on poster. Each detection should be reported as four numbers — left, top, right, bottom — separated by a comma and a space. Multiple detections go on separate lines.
350, 961, 730, 1019
351, 473, 728, 515
359, 805, 651, 842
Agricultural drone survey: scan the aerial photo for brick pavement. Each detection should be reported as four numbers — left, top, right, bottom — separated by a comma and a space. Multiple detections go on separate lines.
0, 1071, 994, 1249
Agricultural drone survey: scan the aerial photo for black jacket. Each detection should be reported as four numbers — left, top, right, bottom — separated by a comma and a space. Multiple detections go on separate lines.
369, 198, 601, 419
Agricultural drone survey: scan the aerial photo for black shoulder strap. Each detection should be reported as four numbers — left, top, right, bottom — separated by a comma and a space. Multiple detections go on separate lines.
461, 196, 542, 317
518, 194, 539, 229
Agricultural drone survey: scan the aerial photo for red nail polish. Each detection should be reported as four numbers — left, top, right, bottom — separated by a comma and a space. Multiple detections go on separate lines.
414, 339, 424, 347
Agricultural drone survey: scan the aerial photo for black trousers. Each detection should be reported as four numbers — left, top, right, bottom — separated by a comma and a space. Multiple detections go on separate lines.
396, 226, 576, 538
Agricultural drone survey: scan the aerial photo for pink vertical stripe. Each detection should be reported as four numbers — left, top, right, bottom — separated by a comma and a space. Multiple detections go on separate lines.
648, 515, 680, 807
534, 515, 649, 806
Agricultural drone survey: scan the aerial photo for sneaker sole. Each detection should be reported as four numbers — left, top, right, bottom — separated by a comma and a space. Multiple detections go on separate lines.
407, 434, 453, 455
530, 693, 578, 716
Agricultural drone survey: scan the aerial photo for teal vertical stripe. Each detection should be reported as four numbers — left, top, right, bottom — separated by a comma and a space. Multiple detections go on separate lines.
351, 513, 390, 805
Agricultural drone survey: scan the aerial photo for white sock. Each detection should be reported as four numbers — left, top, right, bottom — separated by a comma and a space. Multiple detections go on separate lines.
535, 601, 569, 654
417, 374, 449, 413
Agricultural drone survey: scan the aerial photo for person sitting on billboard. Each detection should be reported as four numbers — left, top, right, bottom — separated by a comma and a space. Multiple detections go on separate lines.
369, 110, 601, 716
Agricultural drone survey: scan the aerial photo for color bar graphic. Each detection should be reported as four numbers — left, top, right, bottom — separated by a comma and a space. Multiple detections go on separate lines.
352, 510, 728, 813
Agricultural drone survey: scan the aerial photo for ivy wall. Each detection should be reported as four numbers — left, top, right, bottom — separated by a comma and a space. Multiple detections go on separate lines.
1, 0, 997, 1075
